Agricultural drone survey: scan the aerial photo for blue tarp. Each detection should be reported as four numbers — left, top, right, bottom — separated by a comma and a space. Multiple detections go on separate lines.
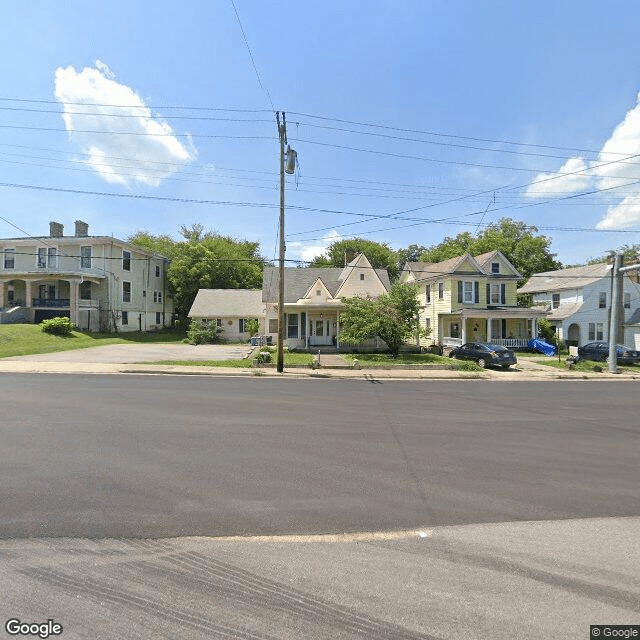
528, 338, 557, 356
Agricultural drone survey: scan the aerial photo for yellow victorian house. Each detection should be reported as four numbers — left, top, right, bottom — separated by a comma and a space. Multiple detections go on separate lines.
400, 251, 547, 348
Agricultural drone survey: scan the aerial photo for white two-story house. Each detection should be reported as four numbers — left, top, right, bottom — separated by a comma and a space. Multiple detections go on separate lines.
518, 263, 640, 349
0, 220, 173, 332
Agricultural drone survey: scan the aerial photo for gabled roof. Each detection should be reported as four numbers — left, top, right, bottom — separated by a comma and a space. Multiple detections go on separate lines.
262, 259, 390, 303
302, 277, 333, 300
518, 263, 610, 294
547, 302, 583, 321
188, 289, 263, 318
473, 250, 522, 278
403, 253, 484, 281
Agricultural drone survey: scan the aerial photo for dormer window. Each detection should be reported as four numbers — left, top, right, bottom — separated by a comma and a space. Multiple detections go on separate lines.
360, 273, 365, 280
491, 262, 500, 274
316, 289, 321, 296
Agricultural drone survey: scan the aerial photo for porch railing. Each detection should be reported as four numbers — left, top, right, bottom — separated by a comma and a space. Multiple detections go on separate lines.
32, 298, 70, 308
489, 338, 530, 348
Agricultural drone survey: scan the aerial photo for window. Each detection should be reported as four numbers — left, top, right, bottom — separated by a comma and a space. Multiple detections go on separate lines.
153, 291, 163, 303
122, 250, 131, 271
624, 292, 631, 309
269, 318, 278, 333
7, 289, 14, 302
316, 289, 321, 296
425, 317, 431, 330
491, 262, 500, 274
599, 291, 607, 308
121, 311, 128, 326
80, 246, 92, 269
156, 312, 162, 325
463, 281, 474, 303
122, 281, 131, 303
552, 293, 560, 309
239, 318, 248, 333
155, 265, 161, 277
360, 273, 365, 281
588, 322, 604, 341
489, 284, 506, 305
47, 247, 57, 268
286, 313, 299, 339
3, 248, 15, 269
438, 282, 444, 300
459, 280, 479, 304
450, 322, 460, 338
38, 248, 47, 268
425, 284, 431, 304
216, 319, 222, 329
80, 281, 91, 300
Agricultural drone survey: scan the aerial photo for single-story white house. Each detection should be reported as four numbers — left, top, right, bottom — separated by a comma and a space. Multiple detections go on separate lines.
188, 289, 265, 342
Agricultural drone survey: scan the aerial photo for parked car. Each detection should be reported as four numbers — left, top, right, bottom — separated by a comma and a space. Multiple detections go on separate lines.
577, 342, 640, 365
449, 342, 517, 369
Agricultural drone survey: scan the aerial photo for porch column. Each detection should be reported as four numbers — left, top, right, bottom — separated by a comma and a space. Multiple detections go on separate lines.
460, 314, 467, 343
0, 279, 4, 308
69, 279, 79, 325
336, 310, 340, 350
532, 317, 538, 339
487, 317, 492, 342
25, 280, 32, 308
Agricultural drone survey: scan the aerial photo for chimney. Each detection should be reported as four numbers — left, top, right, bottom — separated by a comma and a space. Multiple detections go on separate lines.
49, 222, 64, 238
344, 249, 356, 266
75, 220, 89, 237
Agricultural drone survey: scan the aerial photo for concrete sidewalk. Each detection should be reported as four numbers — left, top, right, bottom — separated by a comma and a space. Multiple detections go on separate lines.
1, 355, 639, 381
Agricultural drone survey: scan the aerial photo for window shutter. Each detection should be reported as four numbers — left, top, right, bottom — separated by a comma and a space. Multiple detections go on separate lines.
486, 284, 491, 305
457, 281, 463, 303
501, 284, 506, 305
474, 282, 479, 303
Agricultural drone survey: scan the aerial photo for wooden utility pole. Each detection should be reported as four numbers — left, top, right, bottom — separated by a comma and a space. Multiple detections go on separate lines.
276, 112, 286, 373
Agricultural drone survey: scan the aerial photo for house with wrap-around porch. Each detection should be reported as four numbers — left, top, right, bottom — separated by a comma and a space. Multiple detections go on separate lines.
262, 253, 391, 349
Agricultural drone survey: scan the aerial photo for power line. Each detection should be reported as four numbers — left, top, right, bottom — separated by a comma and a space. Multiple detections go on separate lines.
229, 0, 276, 113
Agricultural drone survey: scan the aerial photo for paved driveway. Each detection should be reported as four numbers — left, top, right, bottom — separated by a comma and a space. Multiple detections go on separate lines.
2, 343, 252, 363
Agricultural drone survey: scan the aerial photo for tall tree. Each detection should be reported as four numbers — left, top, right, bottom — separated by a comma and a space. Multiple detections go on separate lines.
396, 243, 428, 273
129, 228, 266, 320
419, 218, 562, 282
339, 283, 426, 357
308, 238, 400, 281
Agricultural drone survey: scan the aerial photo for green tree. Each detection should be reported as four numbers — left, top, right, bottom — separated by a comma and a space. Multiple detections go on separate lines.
339, 283, 426, 357
308, 238, 400, 281
129, 228, 266, 320
419, 218, 562, 282
396, 243, 428, 273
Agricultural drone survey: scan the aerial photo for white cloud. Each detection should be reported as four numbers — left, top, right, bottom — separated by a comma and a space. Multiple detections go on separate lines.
526, 91, 640, 229
54, 61, 195, 187
525, 156, 593, 197
597, 195, 640, 229
288, 230, 342, 262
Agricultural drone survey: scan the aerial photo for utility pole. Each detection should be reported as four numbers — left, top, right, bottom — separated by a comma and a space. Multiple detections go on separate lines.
608, 252, 640, 373
275, 113, 297, 373
276, 112, 286, 373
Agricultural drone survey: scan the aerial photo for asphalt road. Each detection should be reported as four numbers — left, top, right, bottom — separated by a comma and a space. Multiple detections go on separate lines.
0, 374, 638, 538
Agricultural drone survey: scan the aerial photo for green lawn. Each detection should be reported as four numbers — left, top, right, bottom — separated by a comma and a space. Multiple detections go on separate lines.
0, 324, 186, 359
342, 352, 461, 366
151, 352, 315, 368
533, 358, 637, 373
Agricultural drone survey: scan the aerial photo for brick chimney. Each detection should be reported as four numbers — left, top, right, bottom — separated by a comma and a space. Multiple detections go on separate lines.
49, 222, 64, 238
75, 220, 89, 237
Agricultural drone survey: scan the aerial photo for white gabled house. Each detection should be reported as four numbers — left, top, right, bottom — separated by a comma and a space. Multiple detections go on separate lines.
517, 263, 640, 349
262, 253, 390, 349
188, 289, 265, 341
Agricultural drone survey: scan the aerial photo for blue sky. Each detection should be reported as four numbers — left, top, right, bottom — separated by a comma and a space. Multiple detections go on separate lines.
3, 1, 640, 266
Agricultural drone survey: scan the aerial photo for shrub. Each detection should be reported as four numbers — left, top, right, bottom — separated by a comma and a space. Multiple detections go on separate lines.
41, 316, 75, 336
187, 319, 225, 345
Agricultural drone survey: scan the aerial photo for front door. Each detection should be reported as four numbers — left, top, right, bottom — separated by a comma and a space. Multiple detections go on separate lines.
309, 317, 332, 346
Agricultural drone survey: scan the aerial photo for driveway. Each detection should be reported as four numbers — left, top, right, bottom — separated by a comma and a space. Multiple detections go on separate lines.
2, 343, 252, 363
